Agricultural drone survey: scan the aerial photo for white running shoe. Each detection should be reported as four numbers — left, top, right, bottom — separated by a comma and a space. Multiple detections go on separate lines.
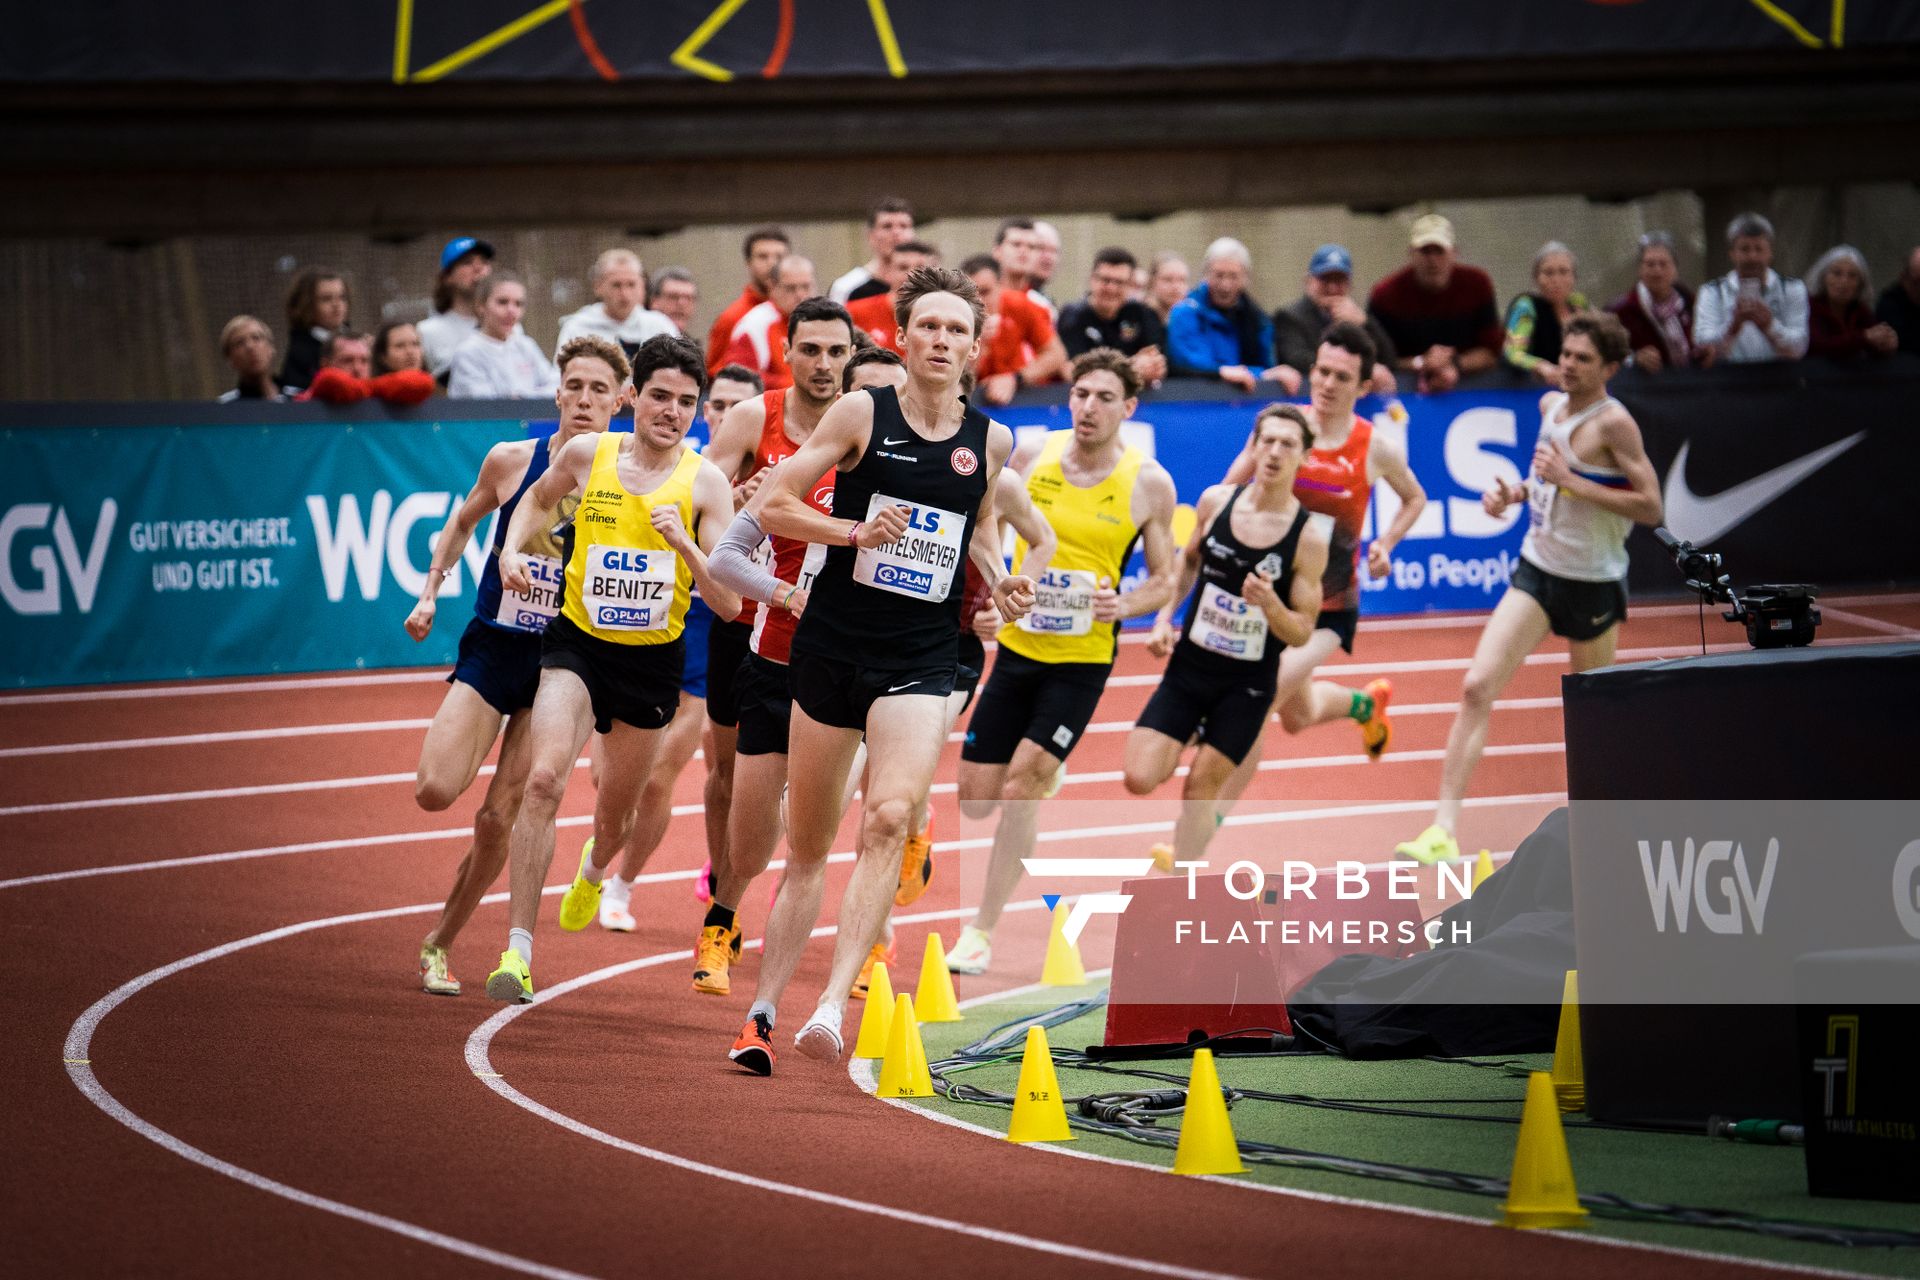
599, 879, 635, 932
946, 925, 993, 976
794, 1005, 845, 1061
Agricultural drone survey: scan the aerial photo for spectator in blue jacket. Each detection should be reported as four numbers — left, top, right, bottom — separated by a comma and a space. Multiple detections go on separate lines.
1167, 238, 1297, 392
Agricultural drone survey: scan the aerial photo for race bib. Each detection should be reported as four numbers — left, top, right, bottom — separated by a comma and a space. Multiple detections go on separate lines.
852, 492, 966, 603
1018, 568, 1097, 636
1188, 582, 1267, 661
495, 553, 562, 632
582, 543, 679, 631
1526, 476, 1556, 534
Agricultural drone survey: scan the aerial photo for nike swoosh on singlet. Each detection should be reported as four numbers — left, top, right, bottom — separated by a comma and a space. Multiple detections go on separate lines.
1661, 431, 1866, 546
882, 436, 910, 446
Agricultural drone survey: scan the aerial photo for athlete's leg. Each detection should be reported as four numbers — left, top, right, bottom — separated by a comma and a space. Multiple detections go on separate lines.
1567, 622, 1619, 674
425, 708, 534, 952
615, 691, 704, 879
414, 681, 506, 811
968, 739, 1060, 934
957, 759, 1008, 821
504, 669, 596, 936
584, 719, 668, 878
714, 750, 790, 907
1123, 727, 1186, 796
1170, 744, 1239, 865
1432, 589, 1552, 833
703, 722, 737, 887
1215, 632, 1343, 812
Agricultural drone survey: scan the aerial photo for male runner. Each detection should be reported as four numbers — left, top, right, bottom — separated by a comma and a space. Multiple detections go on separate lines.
484, 335, 742, 1002
1397, 312, 1659, 864
1122, 407, 1330, 869
726, 266, 1035, 1073
947, 348, 1180, 976
403, 336, 629, 993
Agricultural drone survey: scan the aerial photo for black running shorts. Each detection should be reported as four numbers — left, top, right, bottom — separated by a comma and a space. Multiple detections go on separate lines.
961, 648, 1111, 765
1510, 558, 1627, 642
789, 650, 956, 732
734, 652, 796, 757
1133, 650, 1273, 766
540, 614, 682, 734
705, 616, 752, 727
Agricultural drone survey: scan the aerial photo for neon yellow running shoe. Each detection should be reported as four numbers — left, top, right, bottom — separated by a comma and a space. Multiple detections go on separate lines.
1395, 824, 1460, 865
485, 949, 533, 1003
419, 942, 460, 996
1150, 842, 1175, 874
558, 837, 602, 932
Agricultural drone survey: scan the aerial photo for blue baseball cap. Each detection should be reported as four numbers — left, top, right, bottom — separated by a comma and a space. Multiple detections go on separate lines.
439, 235, 496, 273
1308, 244, 1353, 278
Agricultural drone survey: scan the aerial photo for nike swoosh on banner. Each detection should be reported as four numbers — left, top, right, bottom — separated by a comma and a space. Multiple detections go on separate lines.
1662, 431, 1866, 546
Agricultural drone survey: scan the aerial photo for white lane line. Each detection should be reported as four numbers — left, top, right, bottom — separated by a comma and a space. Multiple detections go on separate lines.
1821, 606, 1920, 638
3, 670, 447, 705
0, 719, 435, 760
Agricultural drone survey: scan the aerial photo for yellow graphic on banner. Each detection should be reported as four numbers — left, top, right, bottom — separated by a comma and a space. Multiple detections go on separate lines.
1745, 0, 1846, 49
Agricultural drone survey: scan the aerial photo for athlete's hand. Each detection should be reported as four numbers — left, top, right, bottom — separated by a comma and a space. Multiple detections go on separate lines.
1242, 571, 1280, 611
1146, 617, 1178, 658
780, 583, 810, 617
857, 504, 910, 548
499, 550, 531, 595
1365, 542, 1392, 581
971, 606, 1002, 639
993, 573, 1036, 623
732, 469, 765, 511
404, 597, 436, 641
651, 504, 694, 553
1483, 476, 1525, 518
1532, 442, 1574, 489
1091, 575, 1122, 623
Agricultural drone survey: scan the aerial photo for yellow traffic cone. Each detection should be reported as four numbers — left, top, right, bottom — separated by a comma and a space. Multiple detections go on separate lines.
1471, 849, 1495, 891
1007, 1025, 1075, 1143
1040, 901, 1086, 986
1172, 1049, 1245, 1175
1500, 1071, 1590, 1229
852, 961, 894, 1058
876, 993, 934, 1098
914, 933, 962, 1023
1551, 969, 1585, 1113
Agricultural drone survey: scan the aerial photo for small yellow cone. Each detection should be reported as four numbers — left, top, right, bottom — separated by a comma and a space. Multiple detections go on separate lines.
1500, 1071, 1590, 1229
1551, 969, 1585, 1113
914, 933, 962, 1023
852, 962, 894, 1058
1172, 1049, 1245, 1175
1472, 849, 1495, 890
1040, 902, 1086, 986
876, 994, 934, 1098
1007, 1025, 1075, 1143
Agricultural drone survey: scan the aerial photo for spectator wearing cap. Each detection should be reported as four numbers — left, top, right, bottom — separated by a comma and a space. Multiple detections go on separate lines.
216, 315, 292, 402
1805, 246, 1899, 362
418, 235, 496, 378
1604, 232, 1694, 373
1167, 237, 1292, 393
556, 249, 677, 361
1692, 212, 1808, 365
829, 197, 915, 303
708, 225, 790, 375
650, 268, 698, 336
279, 267, 350, 391
1367, 215, 1501, 392
965, 253, 1067, 405
448, 272, 559, 399
1144, 252, 1190, 328
1501, 241, 1590, 387
1273, 244, 1399, 396
1876, 245, 1920, 357
1057, 247, 1168, 385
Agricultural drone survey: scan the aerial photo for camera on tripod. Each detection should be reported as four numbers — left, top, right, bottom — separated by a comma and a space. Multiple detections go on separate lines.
1654, 528, 1821, 649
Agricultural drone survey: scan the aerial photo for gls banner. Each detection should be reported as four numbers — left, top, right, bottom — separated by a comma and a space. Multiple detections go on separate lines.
1, 417, 525, 687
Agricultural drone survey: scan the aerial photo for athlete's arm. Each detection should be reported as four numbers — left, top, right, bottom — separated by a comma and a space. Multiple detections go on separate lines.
404, 441, 522, 640
1108, 462, 1179, 622
1245, 518, 1327, 649
758, 391, 908, 549
1148, 483, 1227, 657
499, 433, 595, 594
1221, 427, 1257, 487
974, 421, 1035, 622
1533, 407, 1663, 527
661, 459, 745, 622
705, 394, 765, 490
992, 469, 1055, 584
1364, 432, 1427, 580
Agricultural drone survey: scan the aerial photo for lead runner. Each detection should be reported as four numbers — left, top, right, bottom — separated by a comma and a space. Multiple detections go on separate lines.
726, 266, 1035, 1074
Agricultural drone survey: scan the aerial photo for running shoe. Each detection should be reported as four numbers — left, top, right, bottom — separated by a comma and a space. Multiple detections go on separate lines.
946, 925, 993, 976
485, 950, 534, 1003
692, 925, 735, 995
419, 942, 460, 996
852, 940, 895, 1000
558, 838, 602, 932
794, 1006, 845, 1062
896, 815, 935, 907
1359, 678, 1394, 762
1149, 842, 1175, 874
1395, 824, 1461, 865
1043, 760, 1067, 799
599, 877, 636, 932
729, 1012, 776, 1076
693, 858, 713, 904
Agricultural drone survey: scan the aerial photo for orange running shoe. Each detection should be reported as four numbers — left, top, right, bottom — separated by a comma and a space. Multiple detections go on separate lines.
895, 814, 935, 907
692, 925, 735, 995
1359, 678, 1393, 762
729, 1012, 776, 1076
852, 940, 896, 1000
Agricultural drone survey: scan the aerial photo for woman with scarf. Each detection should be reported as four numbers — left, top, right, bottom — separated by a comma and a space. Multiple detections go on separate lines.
1605, 232, 1694, 373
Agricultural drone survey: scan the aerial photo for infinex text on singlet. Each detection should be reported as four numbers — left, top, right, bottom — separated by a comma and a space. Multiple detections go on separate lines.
583, 543, 678, 630
1190, 583, 1267, 661
853, 492, 965, 602
497, 553, 562, 632
1019, 568, 1097, 635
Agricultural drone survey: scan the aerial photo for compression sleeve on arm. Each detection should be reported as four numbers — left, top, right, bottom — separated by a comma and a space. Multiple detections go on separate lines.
707, 509, 786, 605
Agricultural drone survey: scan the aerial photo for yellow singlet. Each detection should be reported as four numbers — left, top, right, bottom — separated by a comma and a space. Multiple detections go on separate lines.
560, 433, 700, 646
998, 430, 1145, 666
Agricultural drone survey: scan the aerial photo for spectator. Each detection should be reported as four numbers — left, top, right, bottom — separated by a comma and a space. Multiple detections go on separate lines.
447, 273, 559, 399
418, 236, 496, 378
1501, 241, 1590, 387
706, 224, 790, 374
721, 254, 817, 390
650, 267, 698, 336
1056, 246, 1168, 385
1805, 246, 1899, 362
964, 253, 1067, 405
301, 327, 437, 406
215, 315, 292, 402
993, 218, 1051, 313
279, 267, 350, 390
829, 196, 915, 302
1875, 245, 1920, 356
1029, 220, 1063, 312
845, 239, 938, 353
1366, 214, 1501, 392
1692, 212, 1809, 365
1145, 252, 1190, 327
1605, 231, 1694, 373
556, 249, 676, 359
1273, 244, 1399, 396
1166, 237, 1292, 392
373, 321, 425, 374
